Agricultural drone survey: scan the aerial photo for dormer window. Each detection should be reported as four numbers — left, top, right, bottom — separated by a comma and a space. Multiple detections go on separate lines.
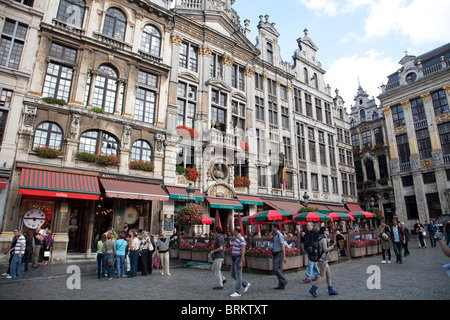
406, 72, 417, 84
267, 42, 273, 64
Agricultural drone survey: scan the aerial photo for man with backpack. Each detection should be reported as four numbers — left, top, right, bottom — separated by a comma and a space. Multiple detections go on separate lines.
301, 222, 320, 283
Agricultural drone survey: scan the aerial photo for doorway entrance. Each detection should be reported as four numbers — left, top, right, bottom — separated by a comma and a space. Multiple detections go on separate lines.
91, 198, 114, 251
67, 200, 90, 253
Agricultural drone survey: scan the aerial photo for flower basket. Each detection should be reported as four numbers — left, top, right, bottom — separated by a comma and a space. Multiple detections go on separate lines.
377, 177, 389, 186
234, 176, 251, 188
129, 160, 154, 172
33, 146, 63, 159
351, 240, 367, 257
186, 168, 199, 182
240, 141, 249, 152
96, 154, 119, 166
177, 204, 204, 230
177, 126, 200, 140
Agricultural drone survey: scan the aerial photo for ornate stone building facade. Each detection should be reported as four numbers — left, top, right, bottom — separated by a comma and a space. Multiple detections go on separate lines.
0, 0, 356, 263
378, 44, 450, 229
350, 85, 394, 221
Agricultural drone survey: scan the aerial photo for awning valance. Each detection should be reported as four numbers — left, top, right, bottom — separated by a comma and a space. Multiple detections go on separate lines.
206, 197, 243, 210
100, 178, 169, 201
345, 202, 364, 212
326, 204, 349, 213
19, 168, 100, 200
264, 199, 303, 216
0, 178, 8, 190
236, 195, 264, 206
166, 186, 204, 202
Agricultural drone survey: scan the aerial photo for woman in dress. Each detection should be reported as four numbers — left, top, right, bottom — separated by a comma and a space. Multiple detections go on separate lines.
42, 230, 53, 266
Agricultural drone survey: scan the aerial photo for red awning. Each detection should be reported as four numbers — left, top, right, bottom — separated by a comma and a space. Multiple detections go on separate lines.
236, 195, 264, 206
100, 178, 169, 201
346, 203, 364, 212
206, 197, 244, 210
19, 168, 100, 200
326, 204, 349, 213
263, 199, 304, 216
0, 178, 8, 190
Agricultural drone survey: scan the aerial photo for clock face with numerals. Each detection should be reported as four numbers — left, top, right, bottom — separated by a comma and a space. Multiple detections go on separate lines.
23, 210, 46, 229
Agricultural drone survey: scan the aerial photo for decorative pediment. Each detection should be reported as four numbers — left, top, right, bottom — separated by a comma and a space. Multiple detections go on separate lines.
179, 72, 200, 84
231, 91, 247, 102
205, 78, 233, 92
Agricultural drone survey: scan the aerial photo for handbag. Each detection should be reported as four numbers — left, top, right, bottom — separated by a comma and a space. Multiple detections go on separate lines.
44, 251, 50, 258
153, 256, 161, 270
422, 231, 427, 236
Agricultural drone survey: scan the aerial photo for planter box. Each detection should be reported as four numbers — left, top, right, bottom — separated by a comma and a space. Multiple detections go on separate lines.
351, 247, 366, 258
179, 250, 192, 260
171, 248, 179, 259
328, 250, 339, 262
283, 256, 303, 270
192, 251, 208, 262
377, 244, 382, 254
246, 257, 273, 271
366, 245, 377, 255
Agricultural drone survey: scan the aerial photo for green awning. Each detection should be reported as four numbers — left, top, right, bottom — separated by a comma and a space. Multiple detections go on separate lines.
236, 195, 264, 206
166, 186, 204, 202
206, 197, 243, 210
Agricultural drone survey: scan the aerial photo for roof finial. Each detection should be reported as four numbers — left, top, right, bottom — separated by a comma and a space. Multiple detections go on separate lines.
303, 28, 309, 37
405, 49, 408, 56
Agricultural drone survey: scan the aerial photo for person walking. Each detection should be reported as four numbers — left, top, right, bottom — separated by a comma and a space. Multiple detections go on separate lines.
22, 230, 33, 272
156, 231, 174, 276
7, 230, 26, 279
103, 234, 116, 280
128, 230, 140, 278
301, 222, 320, 283
139, 231, 151, 276
148, 232, 156, 275
42, 230, 53, 266
32, 227, 44, 269
96, 234, 106, 279
230, 227, 250, 298
414, 220, 427, 248
427, 220, 438, 248
2, 230, 18, 277
115, 232, 127, 278
379, 219, 392, 264
271, 224, 288, 290
392, 220, 405, 264
400, 222, 411, 256
309, 227, 338, 298
210, 227, 226, 290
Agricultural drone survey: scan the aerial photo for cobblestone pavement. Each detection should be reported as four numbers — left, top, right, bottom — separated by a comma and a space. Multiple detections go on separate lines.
0, 242, 449, 301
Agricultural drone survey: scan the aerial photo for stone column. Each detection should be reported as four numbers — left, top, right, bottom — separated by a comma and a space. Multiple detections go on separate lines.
51, 200, 70, 263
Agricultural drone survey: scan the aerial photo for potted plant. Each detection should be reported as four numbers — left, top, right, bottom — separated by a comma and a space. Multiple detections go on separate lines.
245, 247, 273, 271
191, 242, 210, 262
283, 248, 304, 270
33, 146, 63, 159
177, 203, 204, 233
42, 97, 67, 105
366, 239, 378, 255
350, 240, 367, 258
377, 177, 389, 186
75, 152, 98, 163
129, 160, 154, 172
96, 154, 120, 166
179, 242, 192, 260
234, 176, 251, 188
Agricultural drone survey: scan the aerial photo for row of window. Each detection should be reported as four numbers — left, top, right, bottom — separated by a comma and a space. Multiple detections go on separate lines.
352, 127, 384, 149
402, 172, 438, 187
392, 89, 449, 128
298, 170, 356, 196
32, 121, 153, 162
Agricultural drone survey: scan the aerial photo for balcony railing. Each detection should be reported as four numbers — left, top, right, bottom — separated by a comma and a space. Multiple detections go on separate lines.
203, 128, 237, 150
444, 154, 450, 164
400, 162, 411, 172
414, 119, 428, 130
93, 32, 132, 50
177, 0, 203, 9
52, 19, 85, 36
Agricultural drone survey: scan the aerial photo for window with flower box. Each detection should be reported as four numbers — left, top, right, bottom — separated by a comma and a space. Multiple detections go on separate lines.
33, 122, 63, 150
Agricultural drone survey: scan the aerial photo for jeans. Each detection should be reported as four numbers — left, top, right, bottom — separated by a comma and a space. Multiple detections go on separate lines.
97, 253, 105, 278
429, 234, 436, 247
211, 258, 225, 287
230, 256, 248, 294
103, 253, 114, 278
306, 258, 320, 280
130, 250, 139, 277
403, 241, 410, 255
9, 254, 23, 278
382, 249, 391, 261
32, 244, 41, 268
393, 242, 403, 262
115, 255, 126, 278
273, 251, 288, 288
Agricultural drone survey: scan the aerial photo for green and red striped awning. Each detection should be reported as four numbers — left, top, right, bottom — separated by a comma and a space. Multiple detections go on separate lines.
19, 168, 100, 200
166, 186, 204, 202
206, 197, 244, 210
236, 195, 264, 206
100, 178, 169, 201
0, 178, 8, 190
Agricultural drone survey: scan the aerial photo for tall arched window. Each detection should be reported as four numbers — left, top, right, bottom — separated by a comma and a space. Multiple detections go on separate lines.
312, 73, 318, 89
33, 122, 63, 149
360, 110, 366, 122
141, 25, 161, 57
304, 68, 309, 85
79, 130, 119, 156
131, 140, 152, 162
102, 7, 127, 41
56, 0, 86, 29
86, 64, 120, 114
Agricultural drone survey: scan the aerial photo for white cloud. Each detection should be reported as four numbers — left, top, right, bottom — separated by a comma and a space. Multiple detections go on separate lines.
299, 0, 373, 16
325, 50, 398, 110
364, 0, 450, 45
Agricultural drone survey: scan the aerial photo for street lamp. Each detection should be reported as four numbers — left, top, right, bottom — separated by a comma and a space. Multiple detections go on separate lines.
370, 196, 375, 208
303, 192, 310, 208
187, 183, 195, 203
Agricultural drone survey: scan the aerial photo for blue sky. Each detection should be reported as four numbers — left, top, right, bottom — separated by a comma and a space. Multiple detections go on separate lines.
233, 0, 450, 110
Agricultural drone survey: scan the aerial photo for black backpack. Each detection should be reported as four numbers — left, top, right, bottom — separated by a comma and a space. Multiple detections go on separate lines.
307, 236, 324, 262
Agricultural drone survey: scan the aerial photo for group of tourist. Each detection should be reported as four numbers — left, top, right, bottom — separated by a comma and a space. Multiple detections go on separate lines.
2, 227, 53, 279
96, 226, 175, 280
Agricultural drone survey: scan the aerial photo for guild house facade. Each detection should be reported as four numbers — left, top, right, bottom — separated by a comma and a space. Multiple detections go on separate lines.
0, 0, 357, 264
